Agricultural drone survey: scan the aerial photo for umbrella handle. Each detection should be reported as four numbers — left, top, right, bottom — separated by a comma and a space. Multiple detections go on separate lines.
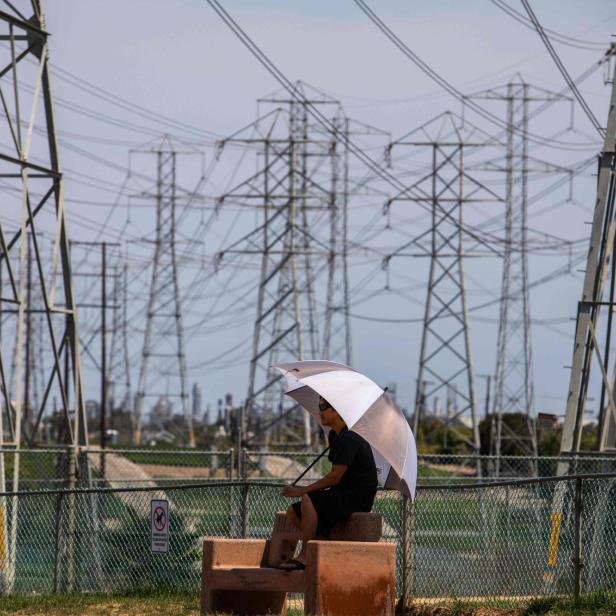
291, 447, 330, 486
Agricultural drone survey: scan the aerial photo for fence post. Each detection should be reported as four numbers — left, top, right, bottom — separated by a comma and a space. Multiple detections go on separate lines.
236, 446, 244, 480
227, 448, 234, 480
240, 481, 249, 538
66, 445, 78, 592
242, 448, 248, 480
401, 495, 406, 606
506, 484, 511, 554
52, 491, 63, 593
574, 477, 583, 599
401, 494, 414, 610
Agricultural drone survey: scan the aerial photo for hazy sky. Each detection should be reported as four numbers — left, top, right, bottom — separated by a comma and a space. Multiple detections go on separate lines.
36, 1, 616, 419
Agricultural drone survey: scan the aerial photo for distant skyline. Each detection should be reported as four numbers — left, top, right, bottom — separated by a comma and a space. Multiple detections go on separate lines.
39, 1, 616, 418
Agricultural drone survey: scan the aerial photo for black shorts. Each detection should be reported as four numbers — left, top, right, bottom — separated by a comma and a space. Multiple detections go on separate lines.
291, 489, 375, 537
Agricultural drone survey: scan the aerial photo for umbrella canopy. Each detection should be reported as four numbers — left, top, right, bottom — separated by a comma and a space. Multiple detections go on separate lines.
273, 359, 417, 499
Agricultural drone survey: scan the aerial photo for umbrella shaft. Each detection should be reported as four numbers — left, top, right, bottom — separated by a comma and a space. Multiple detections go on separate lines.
292, 447, 330, 486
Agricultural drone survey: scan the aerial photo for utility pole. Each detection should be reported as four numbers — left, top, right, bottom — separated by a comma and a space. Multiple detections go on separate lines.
101, 243, 107, 456
70, 241, 121, 475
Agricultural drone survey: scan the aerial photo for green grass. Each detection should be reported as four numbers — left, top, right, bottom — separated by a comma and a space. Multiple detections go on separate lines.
522, 591, 616, 615
0, 589, 304, 615
0, 589, 199, 615
0, 591, 614, 615
119, 448, 221, 468
405, 591, 616, 615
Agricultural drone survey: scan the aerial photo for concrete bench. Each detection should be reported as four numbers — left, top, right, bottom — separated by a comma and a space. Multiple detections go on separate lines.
201, 511, 396, 616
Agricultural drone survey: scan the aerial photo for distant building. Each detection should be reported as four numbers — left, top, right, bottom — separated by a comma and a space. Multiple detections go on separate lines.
203, 403, 211, 425
192, 383, 203, 419
217, 398, 224, 425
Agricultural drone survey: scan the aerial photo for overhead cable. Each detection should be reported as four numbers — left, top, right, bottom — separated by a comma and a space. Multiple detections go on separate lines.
352, 0, 601, 150
490, 0, 607, 51
519, 0, 606, 139
205, 0, 506, 258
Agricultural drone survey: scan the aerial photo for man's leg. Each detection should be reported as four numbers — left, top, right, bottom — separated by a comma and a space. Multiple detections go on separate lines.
298, 494, 318, 561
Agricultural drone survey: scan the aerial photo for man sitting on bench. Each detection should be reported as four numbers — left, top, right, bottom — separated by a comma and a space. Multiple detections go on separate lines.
280, 396, 378, 570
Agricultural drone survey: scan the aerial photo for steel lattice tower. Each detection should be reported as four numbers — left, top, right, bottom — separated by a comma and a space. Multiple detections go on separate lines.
109, 263, 132, 416
133, 139, 194, 447
468, 77, 571, 471
323, 110, 354, 365
0, 1, 91, 591
546, 51, 616, 594
216, 84, 355, 457
388, 112, 501, 457
492, 80, 537, 464
559, 56, 616, 458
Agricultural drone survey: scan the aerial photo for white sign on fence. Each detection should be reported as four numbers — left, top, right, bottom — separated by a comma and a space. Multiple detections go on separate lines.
151, 499, 169, 554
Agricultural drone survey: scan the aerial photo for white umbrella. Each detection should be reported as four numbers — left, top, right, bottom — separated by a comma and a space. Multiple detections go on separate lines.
273, 359, 418, 499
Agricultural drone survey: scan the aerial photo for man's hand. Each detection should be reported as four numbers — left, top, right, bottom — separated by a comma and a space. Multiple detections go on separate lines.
281, 485, 304, 498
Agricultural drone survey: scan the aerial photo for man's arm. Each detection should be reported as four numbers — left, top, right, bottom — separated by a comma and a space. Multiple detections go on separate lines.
281, 464, 347, 497
301, 464, 347, 494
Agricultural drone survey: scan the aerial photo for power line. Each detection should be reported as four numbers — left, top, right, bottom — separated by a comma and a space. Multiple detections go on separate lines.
490, 0, 607, 51
352, 0, 602, 151
519, 0, 605, 139
204, 0, 511, 260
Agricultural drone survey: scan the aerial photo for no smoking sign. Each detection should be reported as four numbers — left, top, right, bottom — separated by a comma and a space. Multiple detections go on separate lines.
151, 499, 169, 554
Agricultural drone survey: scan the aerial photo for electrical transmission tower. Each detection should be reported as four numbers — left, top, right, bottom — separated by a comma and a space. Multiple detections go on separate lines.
468, 76, 571, 473
7, 234, 47, 441
108, 263, 132, 418
323, 110, 353, 365
0, 2, 90, 591
559, 57, 616, 459
545, 51, 616, 594
133, 137, 196, 447
387, 111, 502, 459
215, 83, 366, 456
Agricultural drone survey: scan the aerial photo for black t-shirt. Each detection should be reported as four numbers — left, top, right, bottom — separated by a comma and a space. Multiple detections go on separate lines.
328, 427, 378, 502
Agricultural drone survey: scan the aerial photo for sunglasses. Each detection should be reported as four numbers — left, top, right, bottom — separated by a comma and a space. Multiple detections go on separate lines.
318, 400, 333, 413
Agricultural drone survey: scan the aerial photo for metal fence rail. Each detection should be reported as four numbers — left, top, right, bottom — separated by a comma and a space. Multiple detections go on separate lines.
0, 474, 615, 600
3, 447, 616, 488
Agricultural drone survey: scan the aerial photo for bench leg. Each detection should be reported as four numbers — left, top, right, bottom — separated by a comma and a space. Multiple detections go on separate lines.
304, 541, 396, 616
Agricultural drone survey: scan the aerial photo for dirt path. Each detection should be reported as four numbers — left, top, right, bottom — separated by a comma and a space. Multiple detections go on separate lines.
88, 452, 168, 511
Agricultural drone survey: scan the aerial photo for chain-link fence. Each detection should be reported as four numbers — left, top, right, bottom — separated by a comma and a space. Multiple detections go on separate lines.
0, 473, 615, 600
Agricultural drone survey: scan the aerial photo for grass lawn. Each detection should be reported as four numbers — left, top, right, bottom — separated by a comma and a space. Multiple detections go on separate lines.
407, 592, 616, 615
0, 591, 614, 615
0, 590, 304, 615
